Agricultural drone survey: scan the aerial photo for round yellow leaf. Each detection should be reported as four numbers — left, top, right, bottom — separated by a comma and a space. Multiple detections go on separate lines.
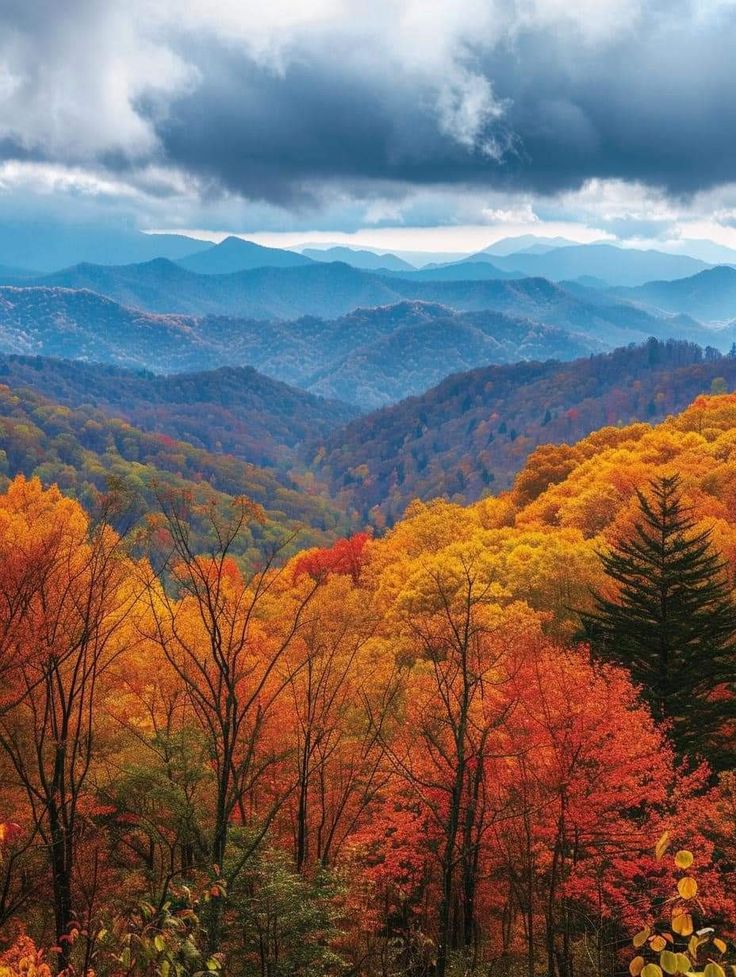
713, 937, 727, 954
675, 850, 694, 869
704, 963, 726, 977
629, 956, 645, 976
651, 936, 667, 952
678, 877, 698, 899
659, 949, 678, 974
676, 953, 692, 973
641, 965, 663, 977
634, 927, 652, 948
672, 913, 694, 937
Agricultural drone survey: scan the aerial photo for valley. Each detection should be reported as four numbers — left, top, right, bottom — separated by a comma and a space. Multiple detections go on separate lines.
3, 230, 736, 977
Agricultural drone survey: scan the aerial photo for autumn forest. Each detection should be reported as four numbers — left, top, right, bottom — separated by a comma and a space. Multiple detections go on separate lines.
7, 4, 736, 975
3, 387, 736, 977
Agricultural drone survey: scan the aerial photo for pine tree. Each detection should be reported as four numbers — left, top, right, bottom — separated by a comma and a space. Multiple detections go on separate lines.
581, 473, 736, 768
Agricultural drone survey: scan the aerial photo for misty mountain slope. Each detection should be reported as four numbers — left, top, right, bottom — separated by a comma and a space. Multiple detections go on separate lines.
301, 247, 415, 271
382, 261, 522, 281
480, 235, 583, 256
0, 288, 607, 407
0, 355, 359, 468
314, 339, 736, 524
304, 305, 604, 408
15, 259, 729, 355
28, 259, 407, 318
610, 266, 736, 323
178, 236, 314, 273
0, 221, 209, 272
0, 264, 38, 280
463, 243, 713, 285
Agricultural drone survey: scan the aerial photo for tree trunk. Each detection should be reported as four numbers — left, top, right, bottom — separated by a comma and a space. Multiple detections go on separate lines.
48, 802, 73, 974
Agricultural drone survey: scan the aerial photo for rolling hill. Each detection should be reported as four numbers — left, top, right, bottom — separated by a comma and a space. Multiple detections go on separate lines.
313, 339, 736, 525
0, 381, 351, 556
178, 236, 314, 273
303, 302, 604, 407
0, 285, 211, 370
611, 266, 736, 323
8, 261, 730, 354
0, 288, 610, 407
0, 355, 358, 468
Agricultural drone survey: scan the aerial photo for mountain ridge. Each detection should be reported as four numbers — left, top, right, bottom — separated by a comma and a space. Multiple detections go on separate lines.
0, 286, 613, 406
0, 354, 359, 469
313, 338, 736, 524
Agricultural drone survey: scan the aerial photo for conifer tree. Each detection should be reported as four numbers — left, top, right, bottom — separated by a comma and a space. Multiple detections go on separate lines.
581, 473, 736, 767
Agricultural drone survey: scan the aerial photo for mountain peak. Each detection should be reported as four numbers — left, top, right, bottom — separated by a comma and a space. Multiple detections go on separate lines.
178, 237, 312, 274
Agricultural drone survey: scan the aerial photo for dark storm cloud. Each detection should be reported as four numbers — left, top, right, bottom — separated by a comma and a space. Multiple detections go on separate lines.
148, 4, 736, 206
3, 0, 736, 212
492, 15, 736, 195
151, 46, 511, 208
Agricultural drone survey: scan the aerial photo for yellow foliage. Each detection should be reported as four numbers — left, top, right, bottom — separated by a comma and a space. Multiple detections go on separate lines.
0, 937, 52, 977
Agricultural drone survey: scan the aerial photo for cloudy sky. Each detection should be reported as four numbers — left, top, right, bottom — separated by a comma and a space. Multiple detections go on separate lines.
2, 0, 736, 251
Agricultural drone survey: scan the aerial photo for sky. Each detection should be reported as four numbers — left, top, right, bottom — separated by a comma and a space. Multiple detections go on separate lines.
2, 0, 736, 253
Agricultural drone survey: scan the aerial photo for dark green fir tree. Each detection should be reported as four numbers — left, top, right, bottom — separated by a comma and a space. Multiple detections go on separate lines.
581, 473, 736, 768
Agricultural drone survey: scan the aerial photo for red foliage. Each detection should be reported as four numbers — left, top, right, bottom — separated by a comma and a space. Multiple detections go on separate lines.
293, 532, 371, 584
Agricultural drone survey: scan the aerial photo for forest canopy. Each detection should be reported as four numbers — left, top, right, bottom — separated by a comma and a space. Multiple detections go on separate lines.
3, 393, 736, 976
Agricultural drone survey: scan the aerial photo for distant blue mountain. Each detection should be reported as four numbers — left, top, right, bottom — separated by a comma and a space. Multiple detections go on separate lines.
480, 235, 584, 256
6, 258, 731, 357
0, 287, 605, 408
178, 236, 314, 273
0, 220, 209, 272
385, 261, 522, 282
301, 246, 415, 272
610, 266, 736, 323
454, 243, 712, 286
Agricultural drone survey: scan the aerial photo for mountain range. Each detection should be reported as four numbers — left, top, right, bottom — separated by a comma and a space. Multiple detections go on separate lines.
313, 339, 736, 524
3, 338, 735, 533
610, 266, 736, 323
0, 222, 730, 286
300, 246, 415, 271
0, 286, 608, 407
3, 260, 730, 352
0, 354, 358, 468
178, 236, 314, 274
452, 243, 712, 286
0, 220, 209, 273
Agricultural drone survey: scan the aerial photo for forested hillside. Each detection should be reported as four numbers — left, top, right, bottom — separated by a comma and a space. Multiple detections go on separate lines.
0, 288, 608, 406
315, 339, 736, 523
15, 261, 732, 350
6, 340, 736, 533
4, 393, 736, 976
0, 355, 358, 467
0, 382, 349, 552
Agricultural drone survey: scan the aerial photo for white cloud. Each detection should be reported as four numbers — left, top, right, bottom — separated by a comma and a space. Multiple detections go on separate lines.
0, 0, 654, 171
0, 3, 193, 161
1, 0, 736, 247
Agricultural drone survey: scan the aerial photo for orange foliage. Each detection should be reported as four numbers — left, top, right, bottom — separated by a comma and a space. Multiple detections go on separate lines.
3, 395, 736, 974
0, 938, 52, 977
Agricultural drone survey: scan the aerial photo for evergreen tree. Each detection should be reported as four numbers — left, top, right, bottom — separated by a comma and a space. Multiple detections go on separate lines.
581, 473, 736, 768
